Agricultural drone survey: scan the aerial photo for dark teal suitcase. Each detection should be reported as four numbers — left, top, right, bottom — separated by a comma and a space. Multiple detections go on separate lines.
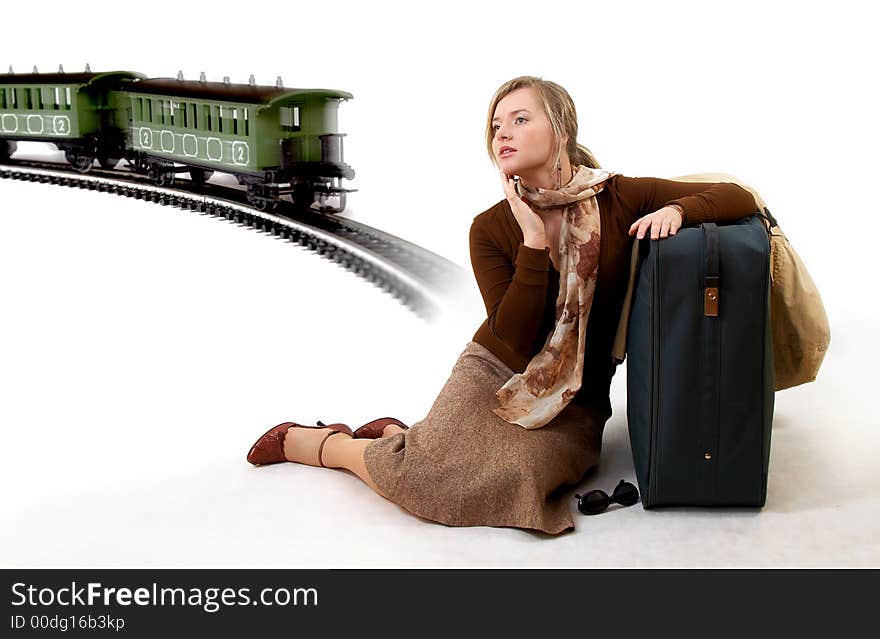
625, 214, 774, 508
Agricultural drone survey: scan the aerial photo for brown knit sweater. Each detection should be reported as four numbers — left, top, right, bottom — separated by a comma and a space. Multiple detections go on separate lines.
469, 173, 759, 419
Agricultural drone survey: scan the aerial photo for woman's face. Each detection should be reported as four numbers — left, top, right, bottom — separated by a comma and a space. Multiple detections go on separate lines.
491, 87, 556, 176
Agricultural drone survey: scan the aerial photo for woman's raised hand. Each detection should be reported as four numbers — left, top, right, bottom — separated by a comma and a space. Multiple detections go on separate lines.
500, 170, 546, 247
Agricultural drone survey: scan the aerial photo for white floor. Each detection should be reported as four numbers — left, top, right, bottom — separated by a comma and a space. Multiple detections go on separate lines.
1, 174, 877, 568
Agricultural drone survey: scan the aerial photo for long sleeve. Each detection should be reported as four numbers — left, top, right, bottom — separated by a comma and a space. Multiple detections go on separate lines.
469, 216, 551, 356
613, 175, 759, 226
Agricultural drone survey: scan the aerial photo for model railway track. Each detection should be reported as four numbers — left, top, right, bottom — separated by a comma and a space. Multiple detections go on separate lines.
0, 159, 470, 321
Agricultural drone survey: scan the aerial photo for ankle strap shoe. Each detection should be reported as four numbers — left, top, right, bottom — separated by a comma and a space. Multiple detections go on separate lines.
247, 421, 354, 466
352, 417, 410, 439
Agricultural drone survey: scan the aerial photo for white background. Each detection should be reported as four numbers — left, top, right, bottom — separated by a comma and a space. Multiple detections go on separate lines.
1, 0, 877, 566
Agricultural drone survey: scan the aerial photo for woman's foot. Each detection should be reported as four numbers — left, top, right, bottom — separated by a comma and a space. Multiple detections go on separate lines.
284, 426, 353, 467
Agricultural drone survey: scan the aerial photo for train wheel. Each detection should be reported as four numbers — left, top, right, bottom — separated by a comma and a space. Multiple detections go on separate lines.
149, 166, 174, 187
189, 169, 213, 188
1, 141, 17, 161
98, 156, 121, 170
247, 193, 276, 212
292, 183, 316, 211
65, 150, 94, 174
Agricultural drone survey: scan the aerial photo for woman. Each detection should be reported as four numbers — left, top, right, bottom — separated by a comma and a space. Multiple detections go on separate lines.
245, 76, 758, 535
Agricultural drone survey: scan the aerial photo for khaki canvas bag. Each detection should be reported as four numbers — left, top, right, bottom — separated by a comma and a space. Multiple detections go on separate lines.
611, 172, 830, 392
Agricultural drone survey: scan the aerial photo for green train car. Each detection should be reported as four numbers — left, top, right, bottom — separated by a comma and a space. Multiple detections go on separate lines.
0, 66, 146, 170
1, 66, 356, 212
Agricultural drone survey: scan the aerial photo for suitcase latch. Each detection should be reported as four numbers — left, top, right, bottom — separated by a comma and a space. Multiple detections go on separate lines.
704, 286, 719, 316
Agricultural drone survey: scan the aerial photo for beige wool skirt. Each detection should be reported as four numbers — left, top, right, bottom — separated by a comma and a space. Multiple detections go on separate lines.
363, 340, 608, 536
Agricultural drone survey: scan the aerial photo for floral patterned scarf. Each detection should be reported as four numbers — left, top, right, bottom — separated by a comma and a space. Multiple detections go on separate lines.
493, 164, 618, 429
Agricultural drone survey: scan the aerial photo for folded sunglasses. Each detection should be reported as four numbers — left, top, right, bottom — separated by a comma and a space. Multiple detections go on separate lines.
575, 479, 640, 515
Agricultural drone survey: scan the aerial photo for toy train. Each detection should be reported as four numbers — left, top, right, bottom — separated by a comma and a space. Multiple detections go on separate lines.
0, 64, 355, 213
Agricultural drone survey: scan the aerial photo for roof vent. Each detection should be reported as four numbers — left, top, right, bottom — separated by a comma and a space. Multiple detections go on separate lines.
249, 73, 256, 86
200, 71, 206, 83
223, 75, 230, 85
177, 70, 184, 81
276, 75, 283, 88
58, 64, 64, 73
7, 65, 12, 74
85, 62, 91, 73
33, 65, 38, 73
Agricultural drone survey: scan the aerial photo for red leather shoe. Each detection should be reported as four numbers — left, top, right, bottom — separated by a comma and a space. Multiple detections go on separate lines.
246, 421, 353, 466
352, 417, 410, 439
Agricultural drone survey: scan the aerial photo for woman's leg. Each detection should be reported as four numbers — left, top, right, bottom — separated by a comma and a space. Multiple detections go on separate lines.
283, 424, 407, 499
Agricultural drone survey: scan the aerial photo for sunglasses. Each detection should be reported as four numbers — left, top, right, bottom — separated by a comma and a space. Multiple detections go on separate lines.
575, 479, 640, 515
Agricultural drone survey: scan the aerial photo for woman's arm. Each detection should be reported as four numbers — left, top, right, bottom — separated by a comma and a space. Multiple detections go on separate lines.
614, 175, 759, 226
469, 216, 550, 355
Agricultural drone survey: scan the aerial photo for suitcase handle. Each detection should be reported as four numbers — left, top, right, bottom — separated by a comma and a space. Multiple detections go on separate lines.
702, 222, 720, 317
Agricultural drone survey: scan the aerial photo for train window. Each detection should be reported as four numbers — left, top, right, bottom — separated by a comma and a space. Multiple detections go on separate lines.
280, 106, 301, 132
244, 107, 249, 136
54, 87, 60, 109
41, 87, 52, 110
204, 105, 211, 131
132, 97, 142, 121
65, 87, 71, 110
216, 105, 223, 133
146, 98, 152, 123
0, 90, 5, 109
24, 88, 32, 110
232, 107, 238, 135
190, 103, 197, 129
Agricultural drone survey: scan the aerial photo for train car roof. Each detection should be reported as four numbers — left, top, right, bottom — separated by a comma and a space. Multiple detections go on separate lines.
0, 71, 147, 85
121, 78, 353, 106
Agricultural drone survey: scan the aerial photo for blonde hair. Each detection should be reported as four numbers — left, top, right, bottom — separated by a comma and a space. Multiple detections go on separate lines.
485, 75, 601, 170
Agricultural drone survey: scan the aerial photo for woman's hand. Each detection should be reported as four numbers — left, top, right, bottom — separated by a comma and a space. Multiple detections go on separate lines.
500, 170, 546, 246
628, 205, 684, 240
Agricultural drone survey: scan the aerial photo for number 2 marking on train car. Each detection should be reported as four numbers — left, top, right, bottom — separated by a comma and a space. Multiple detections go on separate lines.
231, 141, 249, 165
52, 116, 70, 135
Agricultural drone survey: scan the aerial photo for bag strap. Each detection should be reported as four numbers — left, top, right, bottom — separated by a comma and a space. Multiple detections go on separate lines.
703, 222, 720, 316
698, 222, 722, 498
611, 237, 641, 364
756, 206, 777, 232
